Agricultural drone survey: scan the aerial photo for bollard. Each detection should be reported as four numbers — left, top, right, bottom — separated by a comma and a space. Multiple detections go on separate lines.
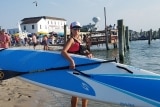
125, 26, 130, 50
64, 25, 67, 44
148, 29, 152, 45
118, 19, 124, 63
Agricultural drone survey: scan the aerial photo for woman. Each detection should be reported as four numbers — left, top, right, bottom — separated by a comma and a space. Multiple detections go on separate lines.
61, 21, 92, 107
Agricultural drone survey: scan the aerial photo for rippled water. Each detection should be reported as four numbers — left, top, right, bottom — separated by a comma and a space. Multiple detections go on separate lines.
91, 39, 160, 74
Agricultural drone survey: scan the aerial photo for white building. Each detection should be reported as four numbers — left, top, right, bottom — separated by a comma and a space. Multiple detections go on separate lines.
20, 16, 67, 35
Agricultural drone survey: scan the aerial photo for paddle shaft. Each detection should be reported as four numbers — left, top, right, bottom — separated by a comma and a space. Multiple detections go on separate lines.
0, 59, 116, 80
45, 59, 117, 71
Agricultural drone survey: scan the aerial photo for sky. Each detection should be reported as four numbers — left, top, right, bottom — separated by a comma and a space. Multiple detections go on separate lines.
1, 0, 160, 32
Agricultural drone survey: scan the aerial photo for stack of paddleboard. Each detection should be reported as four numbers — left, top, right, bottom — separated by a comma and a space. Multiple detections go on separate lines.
0, 48, 160, 107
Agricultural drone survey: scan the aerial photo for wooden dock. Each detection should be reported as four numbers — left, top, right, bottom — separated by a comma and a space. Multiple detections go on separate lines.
90, 29, 118, 47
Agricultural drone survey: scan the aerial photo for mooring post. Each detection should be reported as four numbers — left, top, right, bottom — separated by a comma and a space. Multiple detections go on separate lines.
158, 28, 160, 39
118, 19, 124, 63
64, 25, 67, 44
123, 26, 126, 52
125, 26, 130, 50
148, 29, 152, 45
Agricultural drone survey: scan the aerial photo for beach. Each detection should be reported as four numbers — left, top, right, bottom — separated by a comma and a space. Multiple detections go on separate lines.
0, 77, 71, 107
0, 78, 118, 107
0, 45, 120, 107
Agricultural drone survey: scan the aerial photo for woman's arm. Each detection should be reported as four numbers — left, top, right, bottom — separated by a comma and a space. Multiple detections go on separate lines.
61, 38, 75, 69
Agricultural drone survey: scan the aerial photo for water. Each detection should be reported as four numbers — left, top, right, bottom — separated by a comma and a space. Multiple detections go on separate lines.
91, 39, 160, 74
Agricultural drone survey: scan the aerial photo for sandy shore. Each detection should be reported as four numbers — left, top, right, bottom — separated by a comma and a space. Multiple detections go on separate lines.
0, 78, 119, 107
0, 45, 119, 107
0, 78, 72, 107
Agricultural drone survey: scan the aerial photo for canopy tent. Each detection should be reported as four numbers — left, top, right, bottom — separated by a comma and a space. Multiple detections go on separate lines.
14, 33, 19, 36
37, 31, 48, 35
49, 31, 57, 35
57, 32, 64, 36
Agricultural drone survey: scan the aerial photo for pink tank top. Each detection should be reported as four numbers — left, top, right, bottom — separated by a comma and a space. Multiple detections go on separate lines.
68, 38, 80, 54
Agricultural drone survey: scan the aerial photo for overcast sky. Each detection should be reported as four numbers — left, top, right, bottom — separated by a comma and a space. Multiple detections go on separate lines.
1, 0, 160, 31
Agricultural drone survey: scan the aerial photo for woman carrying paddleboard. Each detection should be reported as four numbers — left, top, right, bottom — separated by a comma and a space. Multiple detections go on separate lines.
61, 21, 92, 107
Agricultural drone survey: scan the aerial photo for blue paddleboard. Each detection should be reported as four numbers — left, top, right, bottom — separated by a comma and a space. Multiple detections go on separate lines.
0, 48, 160, 107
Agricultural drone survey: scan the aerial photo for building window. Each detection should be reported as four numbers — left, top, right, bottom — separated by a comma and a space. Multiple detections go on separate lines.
24, 26, 26, 30
32, 25, 34, 29
40, 25, 41, 29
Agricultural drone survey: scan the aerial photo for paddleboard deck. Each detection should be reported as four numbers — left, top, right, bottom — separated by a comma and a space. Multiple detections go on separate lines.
0, 48, 160, 107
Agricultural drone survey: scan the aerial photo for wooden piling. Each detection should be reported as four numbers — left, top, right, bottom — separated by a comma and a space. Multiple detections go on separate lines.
64, 25, 67, 44
148, 29, 152, 44
118, 19, 124, 63
125, 26, 129, 50
158, 28, 160, 39
104, 7, 109, 50
123, 26, 126, 52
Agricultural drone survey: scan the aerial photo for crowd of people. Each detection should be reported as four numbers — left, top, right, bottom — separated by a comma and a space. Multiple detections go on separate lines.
0, 30, 91, 52
0, 29, 65, 50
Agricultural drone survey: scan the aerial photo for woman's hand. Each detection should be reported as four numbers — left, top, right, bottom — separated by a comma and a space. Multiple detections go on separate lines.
86, 53, 93, 58
70, 60, 75, 69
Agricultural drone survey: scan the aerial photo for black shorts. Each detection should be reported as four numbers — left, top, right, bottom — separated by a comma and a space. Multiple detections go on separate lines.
33, 42, 37, 46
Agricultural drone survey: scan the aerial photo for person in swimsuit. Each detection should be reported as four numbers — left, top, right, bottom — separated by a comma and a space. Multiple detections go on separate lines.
0, 29, 10, 48
32, 34, 37, 50
61, 21, 92, 107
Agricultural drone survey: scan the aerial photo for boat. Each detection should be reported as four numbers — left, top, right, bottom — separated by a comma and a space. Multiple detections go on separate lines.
0, 48, 160, 107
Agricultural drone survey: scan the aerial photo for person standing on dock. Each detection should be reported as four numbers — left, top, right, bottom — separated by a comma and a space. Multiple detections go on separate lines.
61, 21, 92, 107
0, 29, 10, 48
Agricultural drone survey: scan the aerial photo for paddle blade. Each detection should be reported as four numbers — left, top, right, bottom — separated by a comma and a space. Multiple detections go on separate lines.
0, 70, 26, 80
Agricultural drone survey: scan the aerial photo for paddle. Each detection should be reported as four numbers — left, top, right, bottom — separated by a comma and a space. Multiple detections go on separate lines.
0, 59, 116, 80
73, 69, 91, 78
0, 48, 7, 52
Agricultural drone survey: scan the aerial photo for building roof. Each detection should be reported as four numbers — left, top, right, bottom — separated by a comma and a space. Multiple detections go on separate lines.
21, 16, 66, 24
